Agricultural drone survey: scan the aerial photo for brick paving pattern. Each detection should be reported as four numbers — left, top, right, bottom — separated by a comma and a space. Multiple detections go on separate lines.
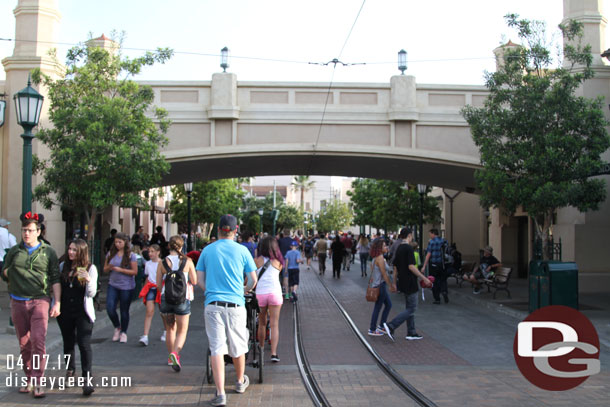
0, 256, 607, 406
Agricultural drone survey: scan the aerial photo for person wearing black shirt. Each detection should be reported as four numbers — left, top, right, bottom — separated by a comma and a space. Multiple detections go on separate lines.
329, 235, 345, 279
383, 228, 431, 342
463, 246, 501, 294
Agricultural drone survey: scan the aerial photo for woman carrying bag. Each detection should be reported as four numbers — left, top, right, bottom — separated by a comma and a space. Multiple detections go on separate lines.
367, 239, 396, 336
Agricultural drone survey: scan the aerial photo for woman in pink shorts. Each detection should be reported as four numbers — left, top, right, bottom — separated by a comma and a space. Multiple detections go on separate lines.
253, 237, 286, 363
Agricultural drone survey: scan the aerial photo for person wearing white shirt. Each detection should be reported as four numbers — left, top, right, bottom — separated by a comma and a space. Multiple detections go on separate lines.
0, 218, 17, 268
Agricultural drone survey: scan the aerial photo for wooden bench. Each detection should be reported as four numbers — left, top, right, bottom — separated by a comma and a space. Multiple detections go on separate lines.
483, 267, 513, 299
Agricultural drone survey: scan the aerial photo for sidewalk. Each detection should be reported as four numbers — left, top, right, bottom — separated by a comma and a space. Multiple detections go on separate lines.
0, 257, 607, 406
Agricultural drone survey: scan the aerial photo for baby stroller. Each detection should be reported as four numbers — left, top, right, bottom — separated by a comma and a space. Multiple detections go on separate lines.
205, 293, 263, 384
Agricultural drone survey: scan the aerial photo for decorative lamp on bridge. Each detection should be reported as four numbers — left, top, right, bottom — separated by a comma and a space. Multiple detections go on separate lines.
220, 47, 230, 72
14, 74, 44, 214
398, 49, 407, 75
184, 182, 193, 251
417, 184, 427, 259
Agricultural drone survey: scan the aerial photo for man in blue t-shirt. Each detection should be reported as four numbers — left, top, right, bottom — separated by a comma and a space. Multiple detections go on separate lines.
196, 215, 257, 406
284, 241, 302, 302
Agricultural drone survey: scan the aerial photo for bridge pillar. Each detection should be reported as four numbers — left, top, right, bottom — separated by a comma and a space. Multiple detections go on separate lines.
389, 75, 418, 121
207, 72, 240, 119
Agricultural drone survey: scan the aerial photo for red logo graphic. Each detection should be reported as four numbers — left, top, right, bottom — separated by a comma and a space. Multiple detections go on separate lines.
513, 305, 600, 391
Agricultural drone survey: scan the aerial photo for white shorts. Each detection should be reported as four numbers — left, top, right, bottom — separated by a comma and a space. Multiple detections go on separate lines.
204, 304, 249, 358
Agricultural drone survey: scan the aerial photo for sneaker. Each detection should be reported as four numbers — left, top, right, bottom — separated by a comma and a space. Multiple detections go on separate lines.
406, 333, 423, 340
167, 357, 172, 366
368, 329, 383, 336
235, 374, 249, 394
139, 335, 149, 346
210, 392, 227, 406
376, 326, 386, 334
112, 327, 120, 342
383, 323, 395, 342
119, 332, 127, 343
271, 354, 280, 363
473, 287, 481, 295
291, 292, 298, 302
160, 330, 166, 342
170, 352, 181, 372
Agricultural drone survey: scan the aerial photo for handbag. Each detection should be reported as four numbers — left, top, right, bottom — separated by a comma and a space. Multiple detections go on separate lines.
365, 275, 379, 302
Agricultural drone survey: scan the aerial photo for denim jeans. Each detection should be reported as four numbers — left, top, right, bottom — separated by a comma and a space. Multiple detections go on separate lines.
369, 282, 392, 331
359, 253, 369, 273
387, 291, 418, 335
106, 284, 134, 333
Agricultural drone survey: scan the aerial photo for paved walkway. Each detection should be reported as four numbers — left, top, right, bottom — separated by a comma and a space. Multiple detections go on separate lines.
0, 256, 607, 406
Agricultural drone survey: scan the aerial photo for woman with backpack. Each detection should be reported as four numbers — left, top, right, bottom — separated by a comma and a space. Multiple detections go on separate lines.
57, 239, 97, 396
156, 235, 197, 372
253, 236, 286, 363
104, 232, 138, 344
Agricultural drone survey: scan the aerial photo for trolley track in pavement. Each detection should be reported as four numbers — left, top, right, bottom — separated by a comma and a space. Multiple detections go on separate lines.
292, 265, 438, 407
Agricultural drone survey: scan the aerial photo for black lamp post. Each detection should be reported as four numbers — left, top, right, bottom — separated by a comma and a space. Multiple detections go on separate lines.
398, 49, 407, 75
14, 75, 44, 214
258, 208, 263, 237
184, 182, 193, 251
417, 184, 427, 259
220, 47, 229, 72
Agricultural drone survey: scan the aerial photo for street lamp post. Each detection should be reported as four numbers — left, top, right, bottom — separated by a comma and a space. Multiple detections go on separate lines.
258, 209, 264, 237
417, 184, 427, 260
184, 182, 193, 252
398, 49, 407, 74
14, 75, 44, 214
220, 47, 229, 72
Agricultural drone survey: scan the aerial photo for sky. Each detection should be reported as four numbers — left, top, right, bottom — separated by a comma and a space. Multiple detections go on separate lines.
0, 0, 584, 85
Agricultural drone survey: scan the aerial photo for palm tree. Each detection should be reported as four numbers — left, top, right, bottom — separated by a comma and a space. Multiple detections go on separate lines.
291, 176, 316, 211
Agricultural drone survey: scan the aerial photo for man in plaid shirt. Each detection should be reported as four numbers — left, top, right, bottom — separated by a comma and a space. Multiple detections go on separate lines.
420, 228, 449, 304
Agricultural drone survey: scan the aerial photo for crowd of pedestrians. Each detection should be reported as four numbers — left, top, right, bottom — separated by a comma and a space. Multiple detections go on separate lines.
1, 207, 489, 406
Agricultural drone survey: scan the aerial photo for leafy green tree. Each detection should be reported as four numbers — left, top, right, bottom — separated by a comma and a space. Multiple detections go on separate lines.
462, 15, 609, 258
316, 200, 353, 233
170, 179, 245, 236
253, 193, 303, 234
348, 179, 441, 231
31, 40, 173, 242
291, 175, 315, 211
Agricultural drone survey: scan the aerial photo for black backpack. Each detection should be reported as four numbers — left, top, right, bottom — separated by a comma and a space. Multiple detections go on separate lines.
163, 257, 187, 305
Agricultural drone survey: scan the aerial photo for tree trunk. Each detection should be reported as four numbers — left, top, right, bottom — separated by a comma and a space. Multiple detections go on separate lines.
87, 207, 97, 246
533, 211, 554, 260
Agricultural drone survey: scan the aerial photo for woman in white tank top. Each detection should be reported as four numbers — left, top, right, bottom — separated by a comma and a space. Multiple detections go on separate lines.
253, 237, 286, 363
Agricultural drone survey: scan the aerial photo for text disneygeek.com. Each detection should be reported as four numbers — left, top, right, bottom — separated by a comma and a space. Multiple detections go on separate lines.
5, 373, 132, 390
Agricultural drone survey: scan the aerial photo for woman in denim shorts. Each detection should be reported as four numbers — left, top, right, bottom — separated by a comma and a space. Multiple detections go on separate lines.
157, 236, 197, 372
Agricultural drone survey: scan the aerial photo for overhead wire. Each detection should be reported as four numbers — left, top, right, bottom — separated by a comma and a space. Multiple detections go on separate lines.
304, 0, 367, 179
2, 37, 575, 66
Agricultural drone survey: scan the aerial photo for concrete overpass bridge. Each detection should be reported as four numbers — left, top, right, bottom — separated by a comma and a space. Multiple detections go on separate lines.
153, 75, 487, 191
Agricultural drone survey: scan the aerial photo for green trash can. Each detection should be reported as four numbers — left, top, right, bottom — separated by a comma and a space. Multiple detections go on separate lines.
529, 260, 578, 313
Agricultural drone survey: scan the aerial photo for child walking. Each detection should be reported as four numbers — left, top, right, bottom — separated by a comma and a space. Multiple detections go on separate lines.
138, 244, 162, 346
285, 241, 302, 302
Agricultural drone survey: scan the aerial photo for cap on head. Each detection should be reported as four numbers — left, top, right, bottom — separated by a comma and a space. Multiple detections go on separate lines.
0, 218, 10, 227
291, 240, 298, 247
483, 245, 493, 254
219, 214, 238, 232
